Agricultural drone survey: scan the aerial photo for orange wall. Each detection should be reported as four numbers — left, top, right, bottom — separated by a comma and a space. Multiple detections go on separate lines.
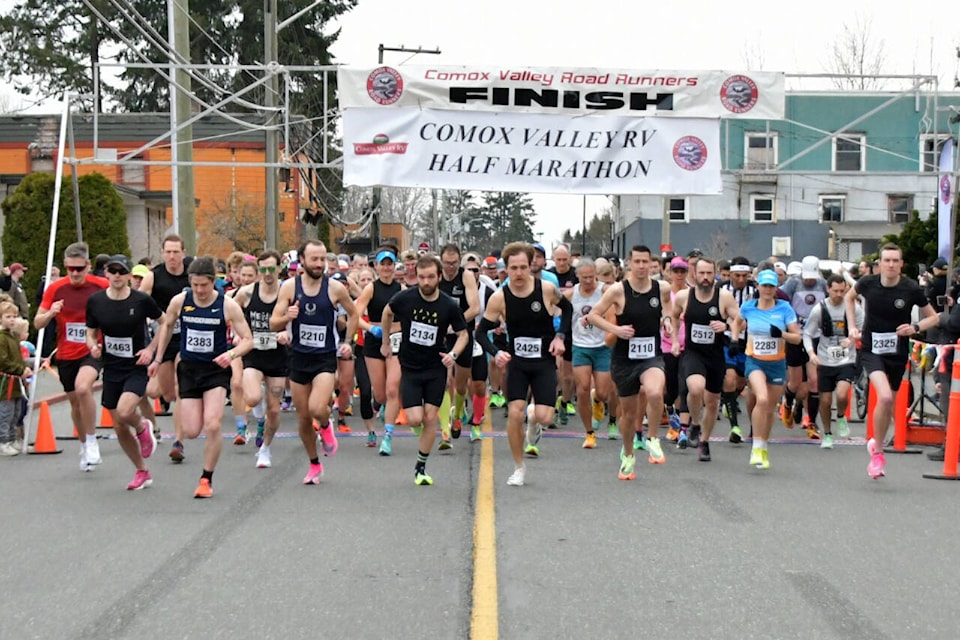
0, 143, 300, 255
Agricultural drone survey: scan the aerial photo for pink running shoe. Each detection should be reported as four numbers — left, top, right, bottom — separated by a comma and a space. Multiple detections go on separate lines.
867, 438, 886, 479
303, 463, 324, 485
319, 420, 338, 457
138, 419, 157, 459
127, 469, 153, 491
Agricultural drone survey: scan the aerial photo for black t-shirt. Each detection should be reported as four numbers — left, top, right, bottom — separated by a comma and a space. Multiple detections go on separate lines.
548, 267, 578, 289
86, 289, 163, 368
387, 287, 467, 371
855, 274, 927, 359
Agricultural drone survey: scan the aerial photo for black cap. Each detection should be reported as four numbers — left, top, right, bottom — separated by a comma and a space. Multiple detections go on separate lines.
932, 257, 949, 270
106, 254, 131, 271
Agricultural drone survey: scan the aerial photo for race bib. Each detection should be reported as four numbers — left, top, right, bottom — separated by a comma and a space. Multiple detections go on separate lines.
171, 318, 181, 334
751, 335, 780, 357
185, 329, 214, 353
690, 323, 715, 345
104, 335, 133, 358
871, 332, 898, 355
389, 331, 403, 354
628, 336, 656, 360
298, 325, 326, 349
513, 336, 542, 358
472, 339, 483, 357
826, 345, 846, 360
253, 331, 277, 351
408, 323, 437, 348
65, 322, 86, 344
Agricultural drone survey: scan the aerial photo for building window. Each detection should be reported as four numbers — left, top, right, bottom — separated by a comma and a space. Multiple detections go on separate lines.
888, 194, 913, 224
666, 197, 688, 223
832, 134, 865, 171
921, 135, 951, 172
820, 195, 845, 223
744, 132, 778, 170
750, 194, 775, 223
119, 157, 146, 186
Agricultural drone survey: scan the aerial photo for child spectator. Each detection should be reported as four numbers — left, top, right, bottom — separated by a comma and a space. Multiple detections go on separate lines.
14, 317, 34, 448
0, 302, 32, 455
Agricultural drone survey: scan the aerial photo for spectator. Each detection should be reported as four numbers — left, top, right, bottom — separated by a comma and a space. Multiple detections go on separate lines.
93, 254, 111, 277
0, 263, 30, 318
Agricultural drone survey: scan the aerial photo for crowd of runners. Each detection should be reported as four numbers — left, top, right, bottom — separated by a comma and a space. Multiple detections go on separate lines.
3, 234, 941, 494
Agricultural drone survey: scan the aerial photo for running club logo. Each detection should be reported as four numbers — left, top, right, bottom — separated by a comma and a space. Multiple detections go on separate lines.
649, 297, 660, 308
673, 136, 707, 171
708, 306, 718, 317
304, 302, 317, 316
894, 298, 905, 309
366, 66, 403, 105
804, 293, 817, 305
353, 133, 409, 156
720, 75, 759, 114
531, 301, 542, 312
942, 174, 952, 205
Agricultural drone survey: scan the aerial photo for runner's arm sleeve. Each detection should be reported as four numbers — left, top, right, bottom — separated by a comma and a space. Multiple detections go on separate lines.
475, 317, 500, 357
555, 295, 572, 339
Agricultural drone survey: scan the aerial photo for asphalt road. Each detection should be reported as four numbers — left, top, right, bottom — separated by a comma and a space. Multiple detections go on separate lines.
2, 390, 960, 640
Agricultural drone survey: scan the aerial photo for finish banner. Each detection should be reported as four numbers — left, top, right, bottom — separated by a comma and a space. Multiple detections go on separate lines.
338, 65, 785, 119
342, 108, 722, 195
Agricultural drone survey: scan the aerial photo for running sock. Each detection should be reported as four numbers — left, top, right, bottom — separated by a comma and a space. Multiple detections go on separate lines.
310, 457, 320, 465
454, 392, 466, 420
416, 450, 429, 473
784, 388, 796, 408
807, 393, 820, 424
385, 423, 395, 435
201, 469, 214, 482
471, 394, 485, 424
235, 415, 245, 431
439, 392, 451, 429
85, 434, 97, 445
754, 438, 768, 450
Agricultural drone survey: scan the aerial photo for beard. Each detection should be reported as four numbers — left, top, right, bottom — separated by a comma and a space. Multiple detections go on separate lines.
419, 283, 437, 297
697, 280, 713, 294
303, 265, 324, 280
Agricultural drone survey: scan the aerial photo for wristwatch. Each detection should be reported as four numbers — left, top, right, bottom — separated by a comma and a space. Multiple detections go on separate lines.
912, 323, 920, 335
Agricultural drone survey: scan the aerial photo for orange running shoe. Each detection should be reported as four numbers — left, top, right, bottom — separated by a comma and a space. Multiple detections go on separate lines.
194, 478, 213, 499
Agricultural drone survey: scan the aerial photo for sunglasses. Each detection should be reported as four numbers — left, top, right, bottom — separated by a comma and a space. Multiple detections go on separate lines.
466, 268, 479, 274
258, 266, 278, 273
106, 267, 129, 276
65, 265, 87, 273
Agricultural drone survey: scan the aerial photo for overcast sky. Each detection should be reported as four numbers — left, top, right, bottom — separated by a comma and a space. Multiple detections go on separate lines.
3, 0, 959, 251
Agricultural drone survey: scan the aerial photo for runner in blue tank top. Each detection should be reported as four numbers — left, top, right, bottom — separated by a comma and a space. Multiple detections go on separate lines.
150, 256, 254, 499
271, 240, 358, 485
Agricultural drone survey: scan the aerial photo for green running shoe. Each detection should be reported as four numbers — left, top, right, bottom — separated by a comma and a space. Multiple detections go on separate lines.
415, 471, 433, 486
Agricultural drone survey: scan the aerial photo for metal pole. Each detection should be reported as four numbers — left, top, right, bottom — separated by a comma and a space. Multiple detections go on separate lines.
431, 189, 439, 250
167, 0, 179, 235
581, 195, 587, 256
172, 0, 196, 253
264, 0, 279, 250
23, 94, 71, 454
66, 108, 83, 243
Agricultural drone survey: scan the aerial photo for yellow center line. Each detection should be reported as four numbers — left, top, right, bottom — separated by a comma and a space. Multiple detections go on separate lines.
471, 418, 498, 639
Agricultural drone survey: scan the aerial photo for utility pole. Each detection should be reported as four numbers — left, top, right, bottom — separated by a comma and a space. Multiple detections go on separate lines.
169, 0, 196, 254
373, 44, 441, 251
264, 0, 280, 250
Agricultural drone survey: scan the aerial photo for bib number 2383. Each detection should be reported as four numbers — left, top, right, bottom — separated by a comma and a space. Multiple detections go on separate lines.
185, 329, 214, 353
628, 336, 655, 360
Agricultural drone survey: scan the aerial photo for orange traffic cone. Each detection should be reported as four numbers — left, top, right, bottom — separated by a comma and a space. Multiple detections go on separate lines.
154, 397, 172, 416
29, 401, 63, 455
98, 406, 114, 429
396, 407, 408, 425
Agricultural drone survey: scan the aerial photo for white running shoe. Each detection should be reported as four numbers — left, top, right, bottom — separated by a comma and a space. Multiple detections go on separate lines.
85, 439, 102, 465
79, 446, 94, 472
506, 466, 526, 486
256, 445, 272, 468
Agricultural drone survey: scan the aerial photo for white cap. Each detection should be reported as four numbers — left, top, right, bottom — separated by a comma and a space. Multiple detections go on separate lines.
801, 255, 820, 279
774, 261, 787, 272
787, 261, 802, 277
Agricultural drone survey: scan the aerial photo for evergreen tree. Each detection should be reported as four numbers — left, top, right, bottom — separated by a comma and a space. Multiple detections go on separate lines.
471, 192, 536, 255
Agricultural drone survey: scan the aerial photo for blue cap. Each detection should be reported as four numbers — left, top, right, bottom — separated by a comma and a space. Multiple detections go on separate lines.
532, 243, 546, 255
376, 250, 397, 264
757, 269, 778, 286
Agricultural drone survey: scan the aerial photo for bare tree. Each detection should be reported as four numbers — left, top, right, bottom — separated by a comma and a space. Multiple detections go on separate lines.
825, 15, 887, 89
741, 41, 766, 71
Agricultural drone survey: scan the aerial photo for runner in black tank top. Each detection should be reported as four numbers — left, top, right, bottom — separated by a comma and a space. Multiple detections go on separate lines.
587, 245, 673, 479
438, 245, 481, 446
474, 243, 571, 487
352, 249, 404, 456
670, 258, 740, 461
232, 250, 290, 469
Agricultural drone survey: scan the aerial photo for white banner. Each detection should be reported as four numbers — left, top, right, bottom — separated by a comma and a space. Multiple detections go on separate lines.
338, 65, 785, 119
342, 108, 721, 195
938, 138, 955, 262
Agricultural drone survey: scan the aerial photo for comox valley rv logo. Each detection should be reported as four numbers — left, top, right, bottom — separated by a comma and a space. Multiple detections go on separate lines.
673, 136, 708, 171
720, 75, 759, 114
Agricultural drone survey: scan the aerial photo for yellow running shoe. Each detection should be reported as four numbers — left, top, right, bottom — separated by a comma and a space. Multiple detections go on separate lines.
582, 432, 597, 449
